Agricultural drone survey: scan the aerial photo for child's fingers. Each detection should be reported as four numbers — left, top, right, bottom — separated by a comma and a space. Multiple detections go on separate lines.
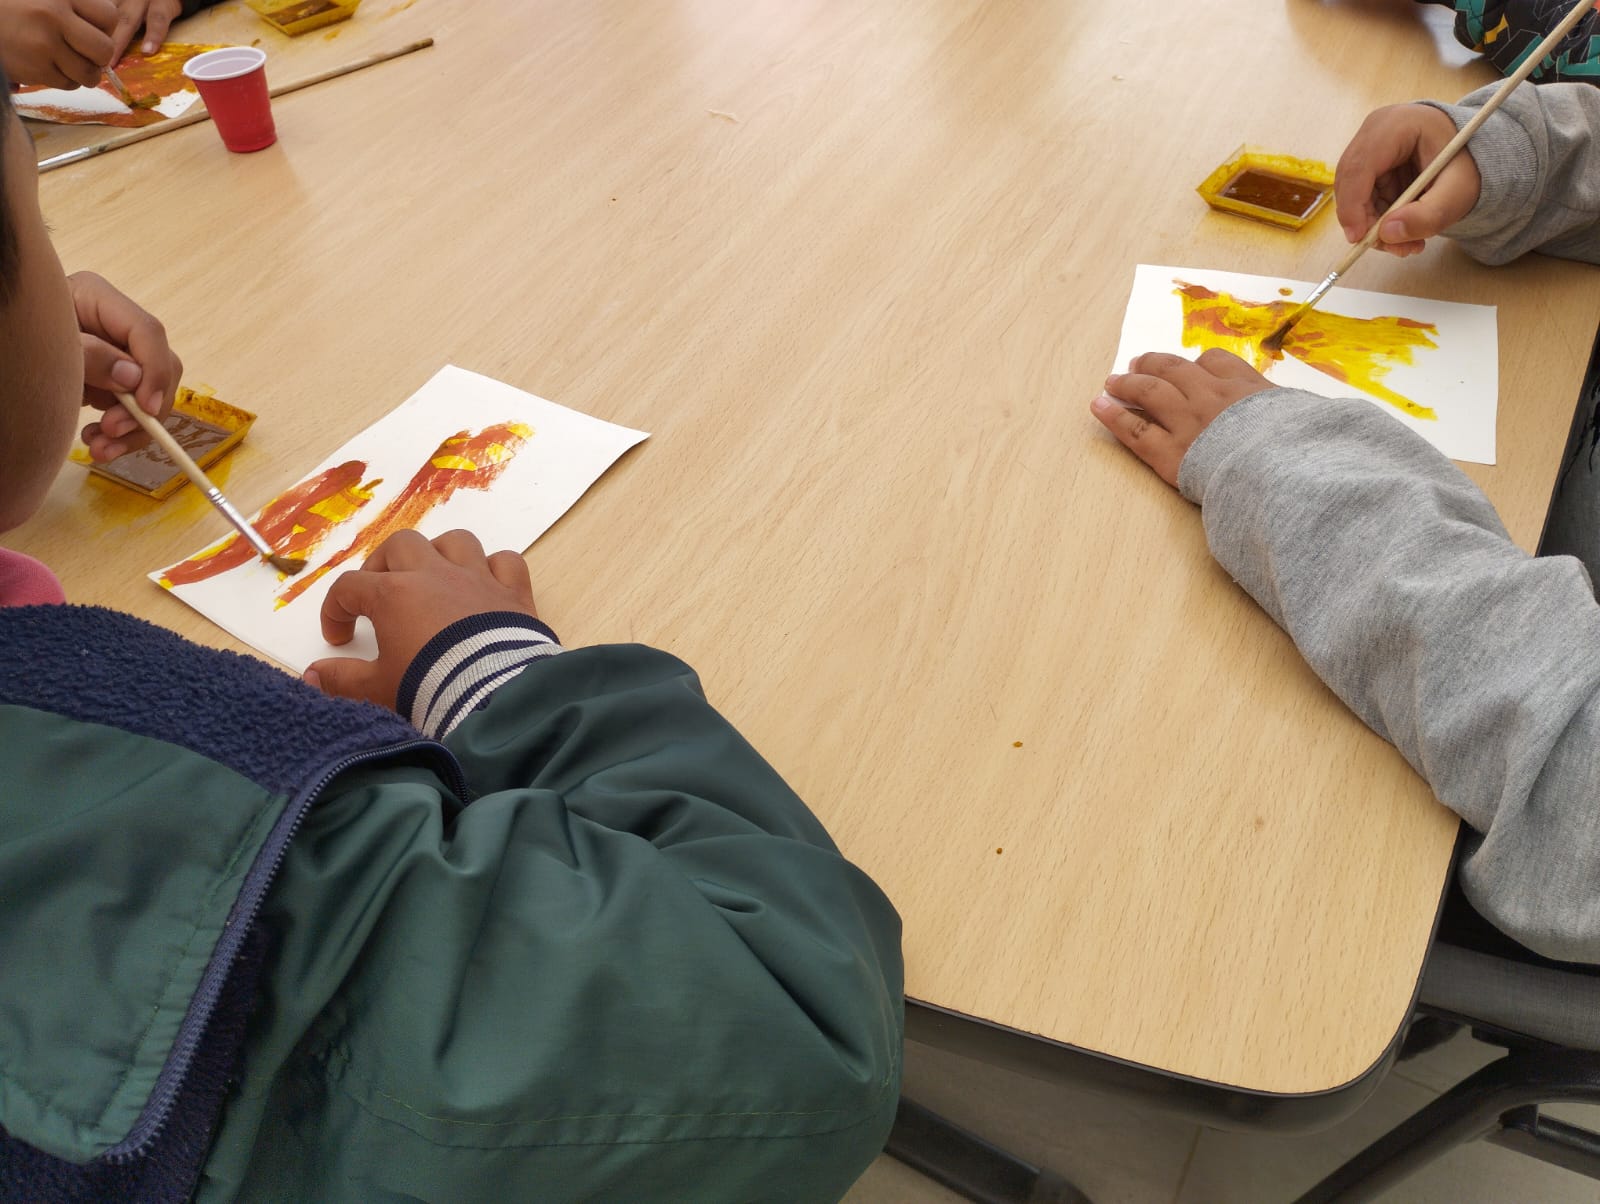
1193, 348, 1260, 382
140, 0, 179, 52
1091, 394, 1183, 488
357, 529, 433, 576
486, 550, 536, 600
1335, 107, 1418, 242
319, 570, 384, 646
432, 528, 489, 568
303, 655, 381, 705
1105, 363, 1190, 425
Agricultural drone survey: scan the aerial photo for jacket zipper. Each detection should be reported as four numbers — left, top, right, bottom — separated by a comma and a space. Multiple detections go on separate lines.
101, 737, 469, 1163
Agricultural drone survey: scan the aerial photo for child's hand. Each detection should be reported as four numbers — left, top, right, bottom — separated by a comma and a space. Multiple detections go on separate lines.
69, 272, 183, 462
306, 530, 541, 710
1090, 349, 1273, 488
1335, 103, 1482, 257
0, 0, 119, 88
109, 0, 181, 62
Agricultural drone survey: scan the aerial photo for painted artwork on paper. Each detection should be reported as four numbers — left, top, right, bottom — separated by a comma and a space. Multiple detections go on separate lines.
1111, 265, 1499, 463
153, 366, 649, 671
15, 44, 222, 127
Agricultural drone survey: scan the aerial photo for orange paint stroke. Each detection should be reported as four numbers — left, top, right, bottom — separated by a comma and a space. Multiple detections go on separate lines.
1173, 281, 1439, 421
159, 461, 379, 588
18, 44, 221, 127
275, 422, 533, 608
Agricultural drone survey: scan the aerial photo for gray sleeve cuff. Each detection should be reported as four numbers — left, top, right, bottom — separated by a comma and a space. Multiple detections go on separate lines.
1177, 387, 1313, 505
1420, 93, 1539, 243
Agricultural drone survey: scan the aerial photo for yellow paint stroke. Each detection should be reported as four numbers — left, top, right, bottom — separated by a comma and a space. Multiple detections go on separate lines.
1173, 281, 1439, 420
274, 422, 534, 609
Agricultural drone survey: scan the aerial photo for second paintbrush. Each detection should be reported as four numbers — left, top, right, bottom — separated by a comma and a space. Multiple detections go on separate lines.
115, 392, 306, 576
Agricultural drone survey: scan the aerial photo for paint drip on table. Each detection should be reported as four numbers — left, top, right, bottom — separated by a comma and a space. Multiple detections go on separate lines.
1110, 265, 1500, 464
15, 44, 222, 126
152, 366, 649, 672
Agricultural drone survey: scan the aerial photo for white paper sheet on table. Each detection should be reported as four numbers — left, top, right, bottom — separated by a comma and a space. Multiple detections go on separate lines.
15, 85, 200, 124
152, 366, 649, 672
1110, 264, 1499, 464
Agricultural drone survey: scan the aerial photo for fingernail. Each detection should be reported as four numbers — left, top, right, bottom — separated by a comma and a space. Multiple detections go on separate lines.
1381, 218, 1406, 243
143, 40, 157, 53
302, 668, 322, 689
1091, 393, 1113, 414
110, 359, 141, 389
1105, 374, 1121, 388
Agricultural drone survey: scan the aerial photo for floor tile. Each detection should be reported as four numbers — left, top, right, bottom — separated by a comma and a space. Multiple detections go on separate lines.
1176, 1068, 1600, 1203
842, 1155, 964, 1204
1388, 1029, 1500, 1094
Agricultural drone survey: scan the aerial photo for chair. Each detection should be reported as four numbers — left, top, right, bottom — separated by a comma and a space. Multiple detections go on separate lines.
1292, 886, 1600, 1203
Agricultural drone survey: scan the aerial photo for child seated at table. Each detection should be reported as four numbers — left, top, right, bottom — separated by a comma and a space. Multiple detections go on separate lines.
0, 0, 228, 90
1093, 79, 1600, 966
0, 74, 902, 1201
1413, 0, 1600, 86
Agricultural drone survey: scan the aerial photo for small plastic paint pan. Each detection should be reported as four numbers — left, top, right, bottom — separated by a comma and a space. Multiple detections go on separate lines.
1196, 146, 1334, 231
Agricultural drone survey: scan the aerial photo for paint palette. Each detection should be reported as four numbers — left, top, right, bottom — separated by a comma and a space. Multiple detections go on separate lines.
246, 0, 360, 36
72, 389, 256, 499
1196, 146, 1334, 231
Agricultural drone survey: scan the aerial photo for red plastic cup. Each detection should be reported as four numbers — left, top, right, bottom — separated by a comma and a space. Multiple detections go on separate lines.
183, 47, 276, 153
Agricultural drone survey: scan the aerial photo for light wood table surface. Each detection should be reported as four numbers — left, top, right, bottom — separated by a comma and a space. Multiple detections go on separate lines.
15, 0, 1599, 1107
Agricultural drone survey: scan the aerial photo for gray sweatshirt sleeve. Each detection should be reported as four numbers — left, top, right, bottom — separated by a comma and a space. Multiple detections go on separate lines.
1178, 389, 1600, 964
1426, 81, 1600, 264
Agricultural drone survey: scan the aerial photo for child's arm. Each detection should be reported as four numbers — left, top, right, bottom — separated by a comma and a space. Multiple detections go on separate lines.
261, 532, 903, 1202
1095, 355, 1600, 966
1336, 82, 1600, 267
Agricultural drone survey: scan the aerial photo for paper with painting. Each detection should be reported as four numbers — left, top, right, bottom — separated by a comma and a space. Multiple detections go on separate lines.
1110, 264, 1499, 464
152, 366, 648, 672
14, 44, 220, 126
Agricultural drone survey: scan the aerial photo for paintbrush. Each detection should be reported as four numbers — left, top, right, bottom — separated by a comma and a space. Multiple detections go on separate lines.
114, 392, 307, 575
1263, 0, 1597, 354
103, 65, 132, 105
41, 39, 435, 172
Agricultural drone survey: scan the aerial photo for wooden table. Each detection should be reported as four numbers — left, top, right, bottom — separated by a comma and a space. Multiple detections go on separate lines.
16, 0, 1600, 1131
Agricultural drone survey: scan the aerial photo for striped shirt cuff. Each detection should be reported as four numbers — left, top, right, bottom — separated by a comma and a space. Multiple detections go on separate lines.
397, 612, 564, 739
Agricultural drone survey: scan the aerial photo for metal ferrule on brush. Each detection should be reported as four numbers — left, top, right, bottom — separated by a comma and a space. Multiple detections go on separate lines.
208, 488, 276, 560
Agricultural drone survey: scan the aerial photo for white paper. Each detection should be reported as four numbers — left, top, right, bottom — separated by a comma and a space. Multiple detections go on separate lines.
152, 366, 649, 672
15, 85, 199, 124
1111, 264, 1499, 464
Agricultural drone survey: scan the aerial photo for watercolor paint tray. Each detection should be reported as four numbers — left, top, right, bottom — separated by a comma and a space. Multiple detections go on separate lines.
74, 389, 256, 499
1196, 146, 1334, 231
246, 0, 360, 36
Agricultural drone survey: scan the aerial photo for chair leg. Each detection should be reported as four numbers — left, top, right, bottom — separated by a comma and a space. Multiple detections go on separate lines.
1293, 1048, 1600, 1204
885, 1096, 1094, 1204
1487, 1104, 1600, 1180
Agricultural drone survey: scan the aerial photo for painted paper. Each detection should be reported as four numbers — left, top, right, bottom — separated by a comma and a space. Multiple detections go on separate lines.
153, 366, 649, 671
15, 44, 221, 127
1111, 264, 1499, 463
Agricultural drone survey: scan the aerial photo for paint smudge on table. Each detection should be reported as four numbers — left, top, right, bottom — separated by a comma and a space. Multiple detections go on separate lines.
275, 422, 533, 607
1173, 280, 1439, 420
159, 460, 378, 588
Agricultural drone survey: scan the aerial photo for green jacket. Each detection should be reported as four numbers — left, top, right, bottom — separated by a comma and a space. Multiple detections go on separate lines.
0, 605, 903, 1201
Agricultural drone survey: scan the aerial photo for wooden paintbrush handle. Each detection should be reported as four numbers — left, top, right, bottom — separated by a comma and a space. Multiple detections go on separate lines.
1341, 0, 1596, 275
115, 392, 215, 494
40, 38, 435, 173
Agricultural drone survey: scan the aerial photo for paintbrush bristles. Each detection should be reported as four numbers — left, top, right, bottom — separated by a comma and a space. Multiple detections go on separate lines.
268, 554, 308, 575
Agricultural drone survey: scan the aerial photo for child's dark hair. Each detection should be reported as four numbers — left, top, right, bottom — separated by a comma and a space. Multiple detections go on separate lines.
0, 67, 14, 304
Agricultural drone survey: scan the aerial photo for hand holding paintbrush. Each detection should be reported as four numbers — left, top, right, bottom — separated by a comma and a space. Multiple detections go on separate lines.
1264, 0, 1597, 352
